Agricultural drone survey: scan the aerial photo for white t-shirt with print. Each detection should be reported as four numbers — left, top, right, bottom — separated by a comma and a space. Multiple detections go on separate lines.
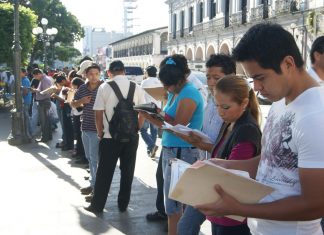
248, 86, 324, 235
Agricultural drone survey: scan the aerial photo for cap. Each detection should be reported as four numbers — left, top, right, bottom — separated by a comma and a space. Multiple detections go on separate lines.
77, 60, 92, 75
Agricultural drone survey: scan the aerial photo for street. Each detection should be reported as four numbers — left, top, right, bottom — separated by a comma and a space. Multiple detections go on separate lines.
0, 106, 212, 235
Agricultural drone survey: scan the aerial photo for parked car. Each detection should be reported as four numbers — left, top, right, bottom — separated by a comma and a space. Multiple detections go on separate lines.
125, 66, 144, 84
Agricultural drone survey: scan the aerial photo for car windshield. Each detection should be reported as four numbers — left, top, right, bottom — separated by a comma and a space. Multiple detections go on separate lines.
125, 67, 144, 76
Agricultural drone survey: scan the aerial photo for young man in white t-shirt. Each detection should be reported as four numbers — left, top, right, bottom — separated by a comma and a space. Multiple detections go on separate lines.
196, 23, 324, 235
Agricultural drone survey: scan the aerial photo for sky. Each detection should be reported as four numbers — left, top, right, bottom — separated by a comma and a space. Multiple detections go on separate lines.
60, 0, 169, 34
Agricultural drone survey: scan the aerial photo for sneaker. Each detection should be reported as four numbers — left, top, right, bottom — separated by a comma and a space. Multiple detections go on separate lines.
150, 145, 159, 158
146, 211, 167, 222
85, 193, 93, 203
80, 186, 92, 195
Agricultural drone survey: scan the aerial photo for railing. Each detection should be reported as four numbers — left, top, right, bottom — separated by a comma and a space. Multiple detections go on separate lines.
230, 12, 242, 25
275, 0, 294, 14
207, 17, 224, 31
250, 5, 264, 21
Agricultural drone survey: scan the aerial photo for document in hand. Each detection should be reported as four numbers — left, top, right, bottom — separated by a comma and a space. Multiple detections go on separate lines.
144, 87, 166, 102
40, 86, 57, 95
66, 89, 75, 103
162, 122, 213, 144
169, 160, 274, 221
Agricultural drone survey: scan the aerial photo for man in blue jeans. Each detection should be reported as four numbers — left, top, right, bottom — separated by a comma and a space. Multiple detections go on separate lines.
140, 66, 161, 158
21, 68, 32, 140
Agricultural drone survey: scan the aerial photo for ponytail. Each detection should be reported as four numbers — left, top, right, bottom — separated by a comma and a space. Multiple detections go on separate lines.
247, 89, 261, 126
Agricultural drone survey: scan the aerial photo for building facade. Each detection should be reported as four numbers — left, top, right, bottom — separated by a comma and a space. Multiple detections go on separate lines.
109, 27, 168, 69
82, 27, 124, 58
166, 0, 324, 72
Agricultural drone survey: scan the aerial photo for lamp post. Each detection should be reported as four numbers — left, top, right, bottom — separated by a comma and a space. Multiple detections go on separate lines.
0, 0, 27, 145
32, 18, 58, 70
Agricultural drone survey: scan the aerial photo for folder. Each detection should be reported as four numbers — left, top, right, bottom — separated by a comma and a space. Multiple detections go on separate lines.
144, 87, 167, 103
169, 159, 274, 221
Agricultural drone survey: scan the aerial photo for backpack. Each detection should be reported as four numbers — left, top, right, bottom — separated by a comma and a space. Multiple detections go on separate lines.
105, 80, 138, 143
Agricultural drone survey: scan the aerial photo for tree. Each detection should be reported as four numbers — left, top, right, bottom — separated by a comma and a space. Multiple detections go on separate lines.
0, 3, 37, 67
27, 0, 84, 65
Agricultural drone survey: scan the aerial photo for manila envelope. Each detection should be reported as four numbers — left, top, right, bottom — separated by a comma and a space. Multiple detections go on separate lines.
169, 162, 274, 221
144, 87, 167, 103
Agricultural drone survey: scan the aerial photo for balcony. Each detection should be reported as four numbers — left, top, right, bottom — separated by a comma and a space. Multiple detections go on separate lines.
207, 17, 225, 31
275, 0, 300, 14
250, 5, 264, 21
230, 12, 242, 25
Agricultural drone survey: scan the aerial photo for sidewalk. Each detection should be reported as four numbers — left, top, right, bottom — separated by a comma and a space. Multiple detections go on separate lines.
0, 107, 210, 235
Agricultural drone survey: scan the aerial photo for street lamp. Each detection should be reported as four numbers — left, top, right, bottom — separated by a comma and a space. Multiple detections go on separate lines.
32, 18, 58, 69
0, 0, 27, 145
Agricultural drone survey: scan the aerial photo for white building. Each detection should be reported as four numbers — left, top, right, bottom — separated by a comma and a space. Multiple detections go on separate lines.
166, 0, 324, 72
82, 27, 124, 57
109, 26, 168, 69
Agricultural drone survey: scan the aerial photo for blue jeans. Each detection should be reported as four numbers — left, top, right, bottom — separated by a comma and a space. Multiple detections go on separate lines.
23, 103, 32, 138
31, 101, 39, 136
140, 120, 158, 152
162, 147, 199, 215
82, 131, 99, 187
177, 205, 206, 235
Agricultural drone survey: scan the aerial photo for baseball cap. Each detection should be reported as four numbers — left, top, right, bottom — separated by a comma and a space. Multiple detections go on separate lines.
77, 60, 92, 75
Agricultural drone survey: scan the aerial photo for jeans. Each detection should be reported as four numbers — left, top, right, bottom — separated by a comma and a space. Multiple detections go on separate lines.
162, 147, 199, 215
90, 135, 139, 211
31, 101, 39, 136
82, 131, 99, 187
23, 103, 32, 138
38, 99, 52, 141
56, 101, 65, 145
140, 120, 158, 152
177, 205, 206, 235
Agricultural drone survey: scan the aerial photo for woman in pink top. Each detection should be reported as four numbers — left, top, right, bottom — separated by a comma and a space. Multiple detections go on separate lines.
178, 75, 261, 235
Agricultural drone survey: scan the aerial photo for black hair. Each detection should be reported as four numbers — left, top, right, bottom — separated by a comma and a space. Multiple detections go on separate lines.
32, 68, 43, 75
55, 73, 67, 84
146, 66, 157, 77
21, 67, 27, 73
85, 63, 101, 74
310, 36, 324, 64
232, 23, 304, 74
79, 56, 93, 65
71, 77, 85, 88
159, 56, 186, 86
206, 54, 236, 75
109, 60, 125, 72
171, 54, 191, 75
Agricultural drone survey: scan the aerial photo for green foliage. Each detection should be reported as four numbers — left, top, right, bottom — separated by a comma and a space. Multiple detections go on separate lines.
55, 45, 81, 62
0, 3, 37, 66
307, 11, 315, 33
28, 0, 84, 64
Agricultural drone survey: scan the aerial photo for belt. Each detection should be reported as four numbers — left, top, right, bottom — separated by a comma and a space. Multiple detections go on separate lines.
163, 146, 197, 159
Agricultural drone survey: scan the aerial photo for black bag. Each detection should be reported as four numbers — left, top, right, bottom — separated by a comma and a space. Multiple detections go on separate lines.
105, 81, 138, 142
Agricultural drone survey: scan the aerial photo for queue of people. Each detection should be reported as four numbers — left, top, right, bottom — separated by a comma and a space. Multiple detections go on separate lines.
11, 22, 324, 235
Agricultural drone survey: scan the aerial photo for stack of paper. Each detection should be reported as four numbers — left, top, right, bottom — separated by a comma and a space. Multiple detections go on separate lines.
162, 122, 213, 144
40, 86, 57, 95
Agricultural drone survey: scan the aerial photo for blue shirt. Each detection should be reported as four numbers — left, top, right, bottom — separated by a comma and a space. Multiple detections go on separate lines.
162, 82, 204, 147
21, 76, 32, 105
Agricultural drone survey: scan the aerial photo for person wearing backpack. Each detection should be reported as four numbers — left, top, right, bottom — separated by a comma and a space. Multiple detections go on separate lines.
84, 60, 145, 214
